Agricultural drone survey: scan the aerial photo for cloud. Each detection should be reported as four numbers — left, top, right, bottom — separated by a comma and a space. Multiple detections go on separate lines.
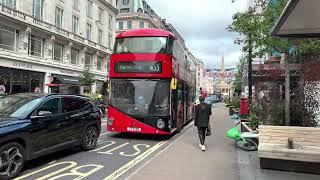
147, 0, 248, 68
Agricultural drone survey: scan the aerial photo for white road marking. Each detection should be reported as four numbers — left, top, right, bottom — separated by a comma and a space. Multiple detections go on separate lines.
124, 123, 193, 180
103, 141, 167, 180
100, 132, 111, 136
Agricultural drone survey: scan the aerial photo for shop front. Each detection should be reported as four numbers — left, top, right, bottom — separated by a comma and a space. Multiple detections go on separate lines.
47, 74, 80, 94
0, 66, 44, 94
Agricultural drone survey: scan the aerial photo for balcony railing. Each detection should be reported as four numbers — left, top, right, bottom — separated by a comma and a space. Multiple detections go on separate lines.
0, 4, 111, 53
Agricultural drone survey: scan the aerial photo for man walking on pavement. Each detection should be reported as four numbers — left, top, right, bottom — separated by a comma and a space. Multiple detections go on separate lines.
195, 96, 212, 151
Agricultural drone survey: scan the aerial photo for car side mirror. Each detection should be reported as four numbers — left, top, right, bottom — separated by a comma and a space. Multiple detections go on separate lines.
38, 111, 52, 116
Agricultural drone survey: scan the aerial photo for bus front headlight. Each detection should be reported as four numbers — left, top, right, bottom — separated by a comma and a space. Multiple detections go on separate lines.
157, 119, 165, 129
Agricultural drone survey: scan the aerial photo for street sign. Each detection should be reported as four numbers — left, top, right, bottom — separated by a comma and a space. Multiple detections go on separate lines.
0, 85, 6, 94
34, 87, 41, 93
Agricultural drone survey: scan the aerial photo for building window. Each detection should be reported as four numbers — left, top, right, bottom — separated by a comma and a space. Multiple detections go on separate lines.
28, 34, 43, 57
123, 0, 129, 5
106, 55, 110, 71
108, 14, 113, 30
137, 8, 143, 13
98, 29, 103, 44
127, 21, 132, 29
139, 21, 144, 28
97, 56, 103, 70
70, 48, 79, 65
120, 8, 129, 13
55, 7, 63, 28
87, 0, 93, 17
73, 0, 79, 10
0, 24, 15, 51
98, 7, 104, 22
33, 0, 44, 19
108, 34, 112, 48
85, 53, 92, 68
72, 15, 79, 34
53, 42, 64, 61
1, 0, 16, 9
118, 22, 123, 30
86, 23, 92, 40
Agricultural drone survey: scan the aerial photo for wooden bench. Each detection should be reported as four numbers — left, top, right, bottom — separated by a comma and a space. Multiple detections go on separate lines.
258, 125, 320, 174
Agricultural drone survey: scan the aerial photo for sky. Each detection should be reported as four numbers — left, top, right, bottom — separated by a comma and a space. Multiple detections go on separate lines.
147, 0, 248, 69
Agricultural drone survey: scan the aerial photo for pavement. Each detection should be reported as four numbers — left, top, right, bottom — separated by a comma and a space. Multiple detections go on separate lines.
127, 103, 240, 180
127, 103, 320, 180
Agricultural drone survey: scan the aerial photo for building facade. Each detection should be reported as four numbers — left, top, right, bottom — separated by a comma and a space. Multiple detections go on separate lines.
0, 0, 118, 95
115, 0, 164, 33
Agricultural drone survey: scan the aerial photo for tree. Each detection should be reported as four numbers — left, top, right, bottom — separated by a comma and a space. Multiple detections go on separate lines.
80, 68, 95, 87
233, 56, 246, 96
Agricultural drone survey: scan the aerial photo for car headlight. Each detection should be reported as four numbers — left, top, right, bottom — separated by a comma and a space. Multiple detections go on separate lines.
157, 119, 165, 129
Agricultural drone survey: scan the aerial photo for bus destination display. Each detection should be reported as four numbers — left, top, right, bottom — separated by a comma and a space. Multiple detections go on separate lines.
115, 62, 162, 73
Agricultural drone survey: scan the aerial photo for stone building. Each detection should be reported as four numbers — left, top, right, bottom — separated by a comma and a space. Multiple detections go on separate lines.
0, 0, 118, 95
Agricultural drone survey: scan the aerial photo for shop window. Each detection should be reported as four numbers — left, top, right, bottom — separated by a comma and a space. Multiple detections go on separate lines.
0, 24, 15, 51
53, 41, 64, 61
28, 34, 43, 57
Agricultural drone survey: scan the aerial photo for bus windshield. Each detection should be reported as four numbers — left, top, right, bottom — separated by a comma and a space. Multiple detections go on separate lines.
114, 37, 168, 54
110, 79, 169, 116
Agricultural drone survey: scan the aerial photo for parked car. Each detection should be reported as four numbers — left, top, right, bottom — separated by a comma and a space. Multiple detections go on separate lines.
0, 93, 101, 179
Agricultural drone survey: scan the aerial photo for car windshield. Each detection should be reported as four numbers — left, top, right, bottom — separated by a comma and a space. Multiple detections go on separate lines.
110, 79, 169, 116
0, 95, 42, 119
114, 37, 168, 54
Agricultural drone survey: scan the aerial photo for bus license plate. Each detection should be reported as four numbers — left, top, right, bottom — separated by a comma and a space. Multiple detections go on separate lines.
127, 127, 141, 132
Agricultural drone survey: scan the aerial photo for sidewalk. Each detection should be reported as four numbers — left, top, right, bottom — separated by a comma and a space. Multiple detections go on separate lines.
127, 103, 240, 180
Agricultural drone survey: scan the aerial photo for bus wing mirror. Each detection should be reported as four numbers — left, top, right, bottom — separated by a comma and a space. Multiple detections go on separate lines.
170, 78, 177, 90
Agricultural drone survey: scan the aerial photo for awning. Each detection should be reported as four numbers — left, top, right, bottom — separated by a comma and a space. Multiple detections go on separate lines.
272, 0, 320, 38
50, 75, 80, 86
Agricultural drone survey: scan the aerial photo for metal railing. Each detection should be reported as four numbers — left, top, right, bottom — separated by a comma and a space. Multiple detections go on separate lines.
0, 4, 111, 53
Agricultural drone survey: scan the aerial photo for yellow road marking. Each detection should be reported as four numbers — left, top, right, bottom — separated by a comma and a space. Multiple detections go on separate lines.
103, 141, 166, 180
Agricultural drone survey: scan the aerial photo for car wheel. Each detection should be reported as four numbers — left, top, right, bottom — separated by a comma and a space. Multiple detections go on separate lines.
0, 142, 25, 180
81, 126, 99, 151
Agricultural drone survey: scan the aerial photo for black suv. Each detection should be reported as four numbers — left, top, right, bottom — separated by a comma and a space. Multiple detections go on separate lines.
0, 93, 101, 179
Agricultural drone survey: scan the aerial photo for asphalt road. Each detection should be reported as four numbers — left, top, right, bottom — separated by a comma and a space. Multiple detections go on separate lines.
14, 119, 193, 180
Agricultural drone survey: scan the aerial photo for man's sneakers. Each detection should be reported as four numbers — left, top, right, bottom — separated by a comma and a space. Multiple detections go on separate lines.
201, 145, 206, 151
199, 144, 206, 151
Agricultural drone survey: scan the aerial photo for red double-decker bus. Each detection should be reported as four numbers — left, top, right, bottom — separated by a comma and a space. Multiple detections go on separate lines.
107, 29, 196, 135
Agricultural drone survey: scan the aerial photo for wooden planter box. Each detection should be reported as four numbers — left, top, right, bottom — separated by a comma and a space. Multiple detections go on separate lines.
258, 125, 320, 174
229, 106, 235, 115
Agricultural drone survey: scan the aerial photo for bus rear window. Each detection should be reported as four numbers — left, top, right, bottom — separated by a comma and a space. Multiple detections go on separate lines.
114, 37, 168, 54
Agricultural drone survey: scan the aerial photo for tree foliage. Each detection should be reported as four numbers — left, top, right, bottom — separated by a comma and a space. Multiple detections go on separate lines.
80, 68, 95, 86
233, 55, 246, 95
228, 0, 291, 57
229, 0, 320, 56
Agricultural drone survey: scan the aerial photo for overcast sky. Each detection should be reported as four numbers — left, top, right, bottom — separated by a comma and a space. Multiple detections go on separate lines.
147, 0, 248, 69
